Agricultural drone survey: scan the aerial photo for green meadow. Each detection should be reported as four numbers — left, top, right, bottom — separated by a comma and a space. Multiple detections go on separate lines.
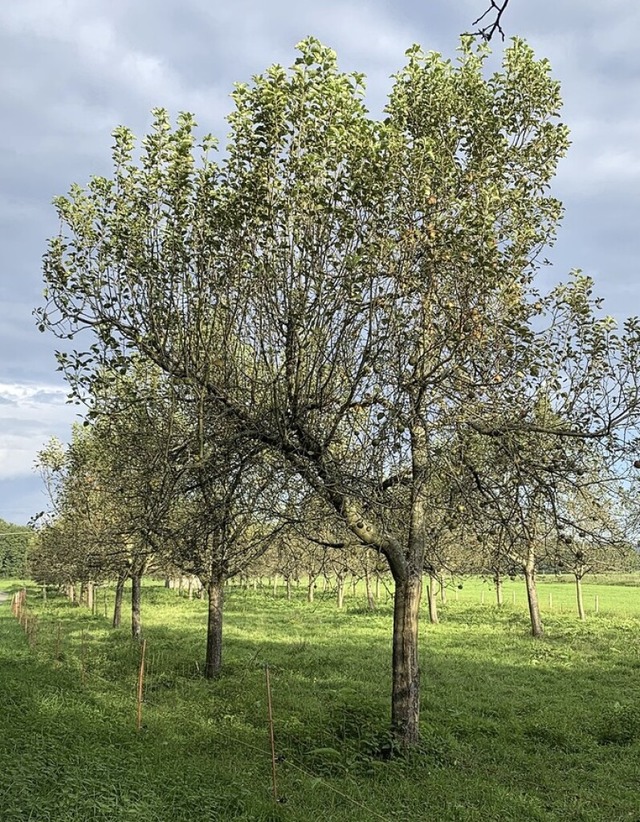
1, 576, 639, 821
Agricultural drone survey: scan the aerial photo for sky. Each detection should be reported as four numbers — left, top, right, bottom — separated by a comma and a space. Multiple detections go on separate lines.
1, 0, 639, 524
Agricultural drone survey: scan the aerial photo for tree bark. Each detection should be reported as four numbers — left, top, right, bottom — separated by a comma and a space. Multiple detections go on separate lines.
364, 567, 376, 610
131, 571, 143, 639
205, 577, 224, 678
439, 574, 447, 605
391, 571, 422, 746
575, 573, 586, 621
86, 581, 94, 612
427, 573, 439, 624
336, 575, 345, 609
307, 576, 316, 603
523, 555, 543, 637
112, 569, 127, 628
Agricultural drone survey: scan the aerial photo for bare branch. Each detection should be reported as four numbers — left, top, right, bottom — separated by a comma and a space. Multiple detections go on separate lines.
472, 0, 512, 42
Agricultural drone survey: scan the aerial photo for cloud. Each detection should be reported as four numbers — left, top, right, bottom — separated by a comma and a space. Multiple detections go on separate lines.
0, 0, 228, 123
0, 382, 78, 481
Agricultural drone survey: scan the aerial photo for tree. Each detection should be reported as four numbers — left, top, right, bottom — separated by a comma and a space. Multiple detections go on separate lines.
85, 366, 183, 637
160, 402, 290, 677
35, 431, 118, 601
37, 39, 640, 747
0, 520, 31, 578
552, 481, 631, 620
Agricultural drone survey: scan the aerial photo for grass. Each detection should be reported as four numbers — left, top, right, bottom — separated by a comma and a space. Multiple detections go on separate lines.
0, 575, 639, 821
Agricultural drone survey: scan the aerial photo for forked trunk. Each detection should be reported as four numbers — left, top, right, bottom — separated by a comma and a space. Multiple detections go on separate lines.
112, 569, 127, 628
523, 558, 543, 637
391, 572, 422, 746
205, 578, 224, 678
131, 571, 142, 639
427, 573, 439, 624
575, 573, 586, 621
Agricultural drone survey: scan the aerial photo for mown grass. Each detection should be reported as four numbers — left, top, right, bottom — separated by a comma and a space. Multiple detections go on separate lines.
1, 576, 639, 821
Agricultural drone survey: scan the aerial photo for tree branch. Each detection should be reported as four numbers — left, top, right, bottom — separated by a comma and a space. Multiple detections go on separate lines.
472, 0, 512, 42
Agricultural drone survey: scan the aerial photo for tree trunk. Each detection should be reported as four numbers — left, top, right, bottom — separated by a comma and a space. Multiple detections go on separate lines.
427, 573, 439, 624
364, 567, 376, 610
272, 574, 278, 597
86, 582, 94, 612
286, 577, 292, 600
112, 569, 127, 628
575, 573, 586, 621
67, 583, 75, 603
439, 574, 447, 605
131, 571, 143, 640
337, 575, 345, 609
523, 557, 543, 637
205, 577, 224, 678
494, 570, 503, 607
307, 576, 316, 603
391, 572, 422, 746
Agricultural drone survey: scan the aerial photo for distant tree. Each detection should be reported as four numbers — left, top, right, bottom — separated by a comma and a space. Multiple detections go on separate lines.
35, 431, 116, 602
553, 482, 631, 619
0, 519, 31, 578
161, 403, 290, 677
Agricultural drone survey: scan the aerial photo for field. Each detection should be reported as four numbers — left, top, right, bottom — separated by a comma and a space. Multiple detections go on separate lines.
1, 575, 640, 821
